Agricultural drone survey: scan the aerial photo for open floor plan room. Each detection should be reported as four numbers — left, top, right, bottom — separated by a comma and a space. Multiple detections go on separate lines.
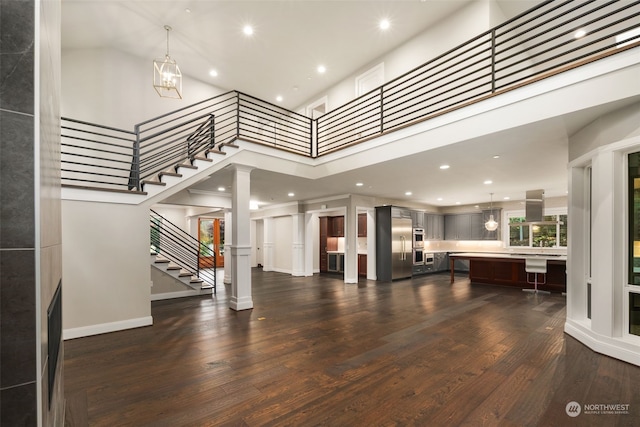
64, 271, 640, 426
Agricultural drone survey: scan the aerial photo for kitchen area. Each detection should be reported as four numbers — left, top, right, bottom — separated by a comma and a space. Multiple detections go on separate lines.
319, 213, 368, 278
316, 190, 567, 293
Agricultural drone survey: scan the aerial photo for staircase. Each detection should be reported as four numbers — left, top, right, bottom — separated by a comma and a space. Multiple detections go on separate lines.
150, 252, 213, 292
150, 209, 217, 295
139, 142, 239, 199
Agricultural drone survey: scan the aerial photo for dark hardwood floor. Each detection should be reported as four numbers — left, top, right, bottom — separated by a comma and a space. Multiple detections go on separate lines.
64, 270, 640, 426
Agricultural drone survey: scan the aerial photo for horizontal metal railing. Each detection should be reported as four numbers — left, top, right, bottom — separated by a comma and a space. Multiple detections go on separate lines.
150, 210, 216, 292
316, 0, 640, 155
62, 0, 640, 188
60, 118, 137, 190
62, 91, 313, 190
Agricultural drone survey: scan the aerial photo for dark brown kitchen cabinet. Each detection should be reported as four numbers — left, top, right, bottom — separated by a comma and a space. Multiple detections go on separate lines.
358, 254, 367, 277
358, 213, 367, 237
329, 216, 344, 237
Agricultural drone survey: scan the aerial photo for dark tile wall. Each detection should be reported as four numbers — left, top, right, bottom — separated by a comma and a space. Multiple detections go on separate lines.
0, 0, 63, 425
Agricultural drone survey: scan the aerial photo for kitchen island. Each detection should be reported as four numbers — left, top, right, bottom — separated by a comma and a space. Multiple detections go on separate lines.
449, 252, 567, 293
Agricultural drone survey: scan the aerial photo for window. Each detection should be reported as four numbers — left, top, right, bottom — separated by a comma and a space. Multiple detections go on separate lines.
507, 212, 567, 248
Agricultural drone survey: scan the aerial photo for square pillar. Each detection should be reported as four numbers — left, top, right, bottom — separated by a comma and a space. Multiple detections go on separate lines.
229, 165, 253, 311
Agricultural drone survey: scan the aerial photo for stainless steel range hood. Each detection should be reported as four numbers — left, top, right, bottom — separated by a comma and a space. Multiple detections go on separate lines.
522, 189, 560, 225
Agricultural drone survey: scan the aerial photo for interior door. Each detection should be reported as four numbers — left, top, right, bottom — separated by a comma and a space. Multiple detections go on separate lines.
198, 218, 225, 268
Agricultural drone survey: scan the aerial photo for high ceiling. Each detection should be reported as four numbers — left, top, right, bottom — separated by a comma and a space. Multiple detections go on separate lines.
61, 0, 635, 210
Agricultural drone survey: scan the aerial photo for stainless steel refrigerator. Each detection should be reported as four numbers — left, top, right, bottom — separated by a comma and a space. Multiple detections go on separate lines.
376, 206, 413, 281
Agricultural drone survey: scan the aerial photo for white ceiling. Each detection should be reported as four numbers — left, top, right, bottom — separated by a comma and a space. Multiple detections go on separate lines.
61, 0, 635, 210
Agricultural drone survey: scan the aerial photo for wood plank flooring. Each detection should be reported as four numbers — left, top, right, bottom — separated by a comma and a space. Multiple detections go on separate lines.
64, 270, 640, 426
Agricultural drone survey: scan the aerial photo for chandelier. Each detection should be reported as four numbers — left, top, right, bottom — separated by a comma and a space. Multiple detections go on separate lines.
485, 193, 499, 231
153, 25, 182, 99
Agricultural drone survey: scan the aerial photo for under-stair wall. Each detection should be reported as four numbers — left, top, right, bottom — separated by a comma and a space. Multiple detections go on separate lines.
62, 199, 151, 339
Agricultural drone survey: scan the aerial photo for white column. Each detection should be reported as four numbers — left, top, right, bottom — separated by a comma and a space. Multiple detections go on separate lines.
292, 213, 305, 276
304, 212, 317, 276
345, 206, 357, 284
223, 210, 232, 285
566, 165, 588, 321
229, 165, 254, 311
263, 217, 275, 272
590, 150, 623, 336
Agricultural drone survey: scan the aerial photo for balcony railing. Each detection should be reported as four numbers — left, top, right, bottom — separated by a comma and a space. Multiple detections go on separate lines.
61, 0, 639, 191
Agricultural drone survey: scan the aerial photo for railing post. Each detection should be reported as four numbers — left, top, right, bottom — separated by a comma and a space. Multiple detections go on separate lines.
379, 86, 384, 135
491, 29, 496, 94
209, 113, 215, 149
310, 118, 316, 158
130, 125, 141, 191
236, 91, 241, 139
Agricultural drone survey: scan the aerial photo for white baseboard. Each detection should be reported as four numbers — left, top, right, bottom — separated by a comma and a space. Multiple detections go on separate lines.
151, 289, 212, 301
63, 316, 153, 340
564, 320, 640, 367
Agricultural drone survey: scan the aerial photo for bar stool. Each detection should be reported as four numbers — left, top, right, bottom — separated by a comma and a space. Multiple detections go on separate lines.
523, 257, 550, 294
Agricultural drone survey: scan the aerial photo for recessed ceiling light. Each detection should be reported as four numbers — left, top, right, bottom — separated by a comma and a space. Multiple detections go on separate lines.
503, 196, 510, 200
474, 205, 479, 208
317, 65, 326, 74
456, 201, 461, 205
243, 25, 254, 36
439, 164, 450, 170
288, 192, 295, 197
574, 28, 587, 39
437, 197, 443, 201
276, 95, 283, 102
185, 8, 191, 13
356, 182, 364, 187
217, 186, 225, 192
405, 191, 412, 196
209, 69, 218, 77
379, 19, 390, 31
484, 180, 493, 185
493, 155, 500, 159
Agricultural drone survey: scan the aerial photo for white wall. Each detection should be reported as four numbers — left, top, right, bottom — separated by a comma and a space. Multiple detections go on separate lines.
273, 216, 293, 273
296, 1, 491, 112
61, 47, 225, 129
62, 199, 151, 338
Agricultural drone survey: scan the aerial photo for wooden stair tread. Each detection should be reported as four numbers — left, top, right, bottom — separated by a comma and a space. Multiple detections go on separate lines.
158, 171, 182, 178
178, 272, 192, 277
154, 259, 170, 264
166, 265, 181, 270
175, 163, 198, 170
205, 149, 226, 156
141, 180, 166, 187
192, 155, 213, 162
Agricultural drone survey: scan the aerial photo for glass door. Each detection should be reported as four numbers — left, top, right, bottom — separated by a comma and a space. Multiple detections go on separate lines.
198, 218, 225, 268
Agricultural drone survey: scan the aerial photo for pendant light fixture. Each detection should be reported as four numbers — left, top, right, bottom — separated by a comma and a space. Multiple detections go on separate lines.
153, 25, 182, 99
485, 193, 499, 231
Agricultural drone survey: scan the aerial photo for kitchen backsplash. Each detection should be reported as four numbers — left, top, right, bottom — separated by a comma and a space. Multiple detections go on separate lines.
423, 239, 567, 254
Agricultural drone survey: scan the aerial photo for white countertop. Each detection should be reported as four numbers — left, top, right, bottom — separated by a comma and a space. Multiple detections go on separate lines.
449, 252, 567, 261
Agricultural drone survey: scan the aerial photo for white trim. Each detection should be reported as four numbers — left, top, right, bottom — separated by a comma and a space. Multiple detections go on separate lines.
564, 320, 640, 367
63, 316, 153, 340
151, 289, 213, 301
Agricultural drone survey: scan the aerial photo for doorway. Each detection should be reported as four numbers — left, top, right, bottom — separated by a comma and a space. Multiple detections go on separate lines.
198, 218, 225, 268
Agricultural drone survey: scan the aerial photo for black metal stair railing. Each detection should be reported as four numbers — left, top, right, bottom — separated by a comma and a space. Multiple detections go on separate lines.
150, 209, 217, 293
62, 91, 313, 191
61, 0, 640, 188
